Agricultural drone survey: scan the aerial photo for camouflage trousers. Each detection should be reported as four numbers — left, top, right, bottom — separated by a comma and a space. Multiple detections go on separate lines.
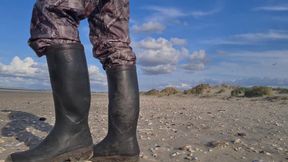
29, 0, 136, 69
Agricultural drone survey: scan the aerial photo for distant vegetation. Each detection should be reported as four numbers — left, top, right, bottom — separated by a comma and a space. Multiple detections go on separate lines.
244, 86, 273, 97
143, 84, 288, 98
231, 87, 247, 97
144, 89, 160, 96
183, 84, 211, 95
160, 87, 181, 96
273, 88, 288, 94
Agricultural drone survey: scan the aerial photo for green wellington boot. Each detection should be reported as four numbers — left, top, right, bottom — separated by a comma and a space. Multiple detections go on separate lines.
91, 65, 140, 162
6, 43, 93, 162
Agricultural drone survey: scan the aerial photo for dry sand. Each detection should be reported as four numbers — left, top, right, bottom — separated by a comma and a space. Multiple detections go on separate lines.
0, 90, 287, 162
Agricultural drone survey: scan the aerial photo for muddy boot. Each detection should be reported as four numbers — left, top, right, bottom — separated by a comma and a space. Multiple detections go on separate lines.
6, 43, 93, 162
91, 65, 140, 162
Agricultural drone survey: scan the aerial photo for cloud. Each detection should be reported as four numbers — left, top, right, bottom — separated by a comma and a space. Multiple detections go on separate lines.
0, 56, 41, 77
233, 30, 288, 41
203, 30, 288, 45
145, 6, 187, 18
181, 50, 207, 71
134, 37, 188, 74
0, 56, 107, 90
159, 82, 191, 90
200, 50, 288, 80
190, 8, 221, 18
146, 6, 220, 18
132, 21, 166, 33
0, 56, 49, 89
134, 37, 207, 74
254, 5, 288, 12
88, 65, 107, 87
141, 64, 176, 75
136, 37, 181, 66
170, 38, 187, 46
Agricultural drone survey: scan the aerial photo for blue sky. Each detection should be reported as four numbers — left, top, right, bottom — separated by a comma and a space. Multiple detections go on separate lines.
0, 0, 288, 91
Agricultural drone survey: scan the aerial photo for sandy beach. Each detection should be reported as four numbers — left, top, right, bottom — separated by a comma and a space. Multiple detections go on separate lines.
0, 90, 287, 162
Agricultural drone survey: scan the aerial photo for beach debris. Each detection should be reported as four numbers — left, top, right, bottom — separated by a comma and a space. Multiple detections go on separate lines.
38, 117, 47, 121
206, 140, 229, 148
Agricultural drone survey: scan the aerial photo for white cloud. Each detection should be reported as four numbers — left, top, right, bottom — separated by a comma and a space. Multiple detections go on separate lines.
136, 37, 181, 66
190, 8, 221, 18
0, 56, 107, 90
88, 65, 107, 86
170, 38, 187, 46
141, 64, 176, 75
254, 5, 288, 11
200, 50, 288, 80
203, 30, 288, 45
233, 30, 288, 41
146, 6, 187, 18
134, 37, 207, 74
132, 21, 166, 33
159, 82, 191, 90
0, 56, 40, 77
146, 6, 220, 19
181, 50, 207, 71
135, 37, 188, 74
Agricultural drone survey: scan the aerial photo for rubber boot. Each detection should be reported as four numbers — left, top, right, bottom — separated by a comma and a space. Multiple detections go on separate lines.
91, 65, 140, 162
6, 43, 93, 162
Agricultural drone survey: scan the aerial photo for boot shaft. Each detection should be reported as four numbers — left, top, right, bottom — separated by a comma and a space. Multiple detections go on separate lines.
46, 43, 91, 124
106, 65, 140, 138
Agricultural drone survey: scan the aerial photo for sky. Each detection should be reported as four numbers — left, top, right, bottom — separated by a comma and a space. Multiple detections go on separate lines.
0, 0, 288, 91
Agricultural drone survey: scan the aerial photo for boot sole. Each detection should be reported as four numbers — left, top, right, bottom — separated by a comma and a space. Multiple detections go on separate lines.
5, 146, 93, 162
90, 155, 139, 162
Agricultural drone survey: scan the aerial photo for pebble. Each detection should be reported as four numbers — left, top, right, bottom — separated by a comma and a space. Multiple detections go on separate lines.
171, 151, 181, 157
207, 140, 229, 148
237, 132, 247, 137
252, 160, 264, 162
233, 139, 242, 144
0, 147, 6, 153
178, 145, 193, 152
265, 152, 272, 156
276, 147, 284, 151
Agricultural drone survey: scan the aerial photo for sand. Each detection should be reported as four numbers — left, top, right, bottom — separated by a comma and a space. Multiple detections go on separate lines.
0, 90, 287, 162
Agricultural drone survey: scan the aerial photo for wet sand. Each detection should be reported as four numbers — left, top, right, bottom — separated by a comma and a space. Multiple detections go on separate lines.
0, 91, 287, 162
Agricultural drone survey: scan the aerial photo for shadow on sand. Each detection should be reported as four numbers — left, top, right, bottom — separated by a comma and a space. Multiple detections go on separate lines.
1, 110, 53, 149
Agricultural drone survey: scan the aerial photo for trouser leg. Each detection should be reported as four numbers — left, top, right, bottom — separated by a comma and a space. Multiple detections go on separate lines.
28, 0, 96, 56
88, 0, 136, 70
89, 1, 140, 161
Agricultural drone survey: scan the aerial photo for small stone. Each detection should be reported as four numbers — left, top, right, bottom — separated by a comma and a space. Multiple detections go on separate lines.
233, 139, 241, 144
192, 156, 198, 160
0, 147, 6, 153
252, 160, 264, 162
39, 117, 47, 121
184, 156, 193, 160
152, 153, 157, 158
206, 140, 229, 148
179, 145, 192, 151
275, 122, 281, 126
237, 132, 247, 137
265, 152, 272, 156
277, 147, 284, 151
234, 147, 242, 151
171, 152, 181, 157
